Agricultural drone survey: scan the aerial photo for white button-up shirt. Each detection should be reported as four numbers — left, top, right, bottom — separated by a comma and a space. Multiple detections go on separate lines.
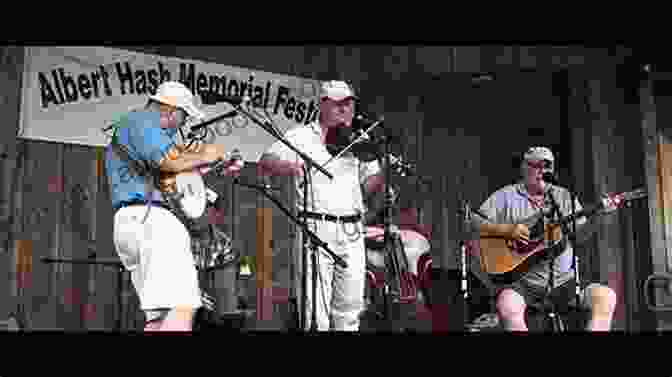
265, 121, 380, 216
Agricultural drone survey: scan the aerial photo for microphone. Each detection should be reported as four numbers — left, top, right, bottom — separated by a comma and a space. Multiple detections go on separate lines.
201, 92, 251, 106
349, 114, 386, 143
189, 110, 238, 133
206, 148, 244, 176
221, 94, 251, 106
353, 113, 384, 128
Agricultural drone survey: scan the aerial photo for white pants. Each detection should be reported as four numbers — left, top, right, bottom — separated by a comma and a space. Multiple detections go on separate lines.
113, 205, 202, 320
302, 219, 366, 331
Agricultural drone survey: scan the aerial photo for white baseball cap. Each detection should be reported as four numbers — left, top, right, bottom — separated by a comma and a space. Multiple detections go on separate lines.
319, 80, 358, 101
149, 81, 205, 120
523, 146, 554, 162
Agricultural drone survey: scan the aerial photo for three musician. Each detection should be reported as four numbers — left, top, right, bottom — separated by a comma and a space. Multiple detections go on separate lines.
103, 79, 625, 333
471, 147, 620, 331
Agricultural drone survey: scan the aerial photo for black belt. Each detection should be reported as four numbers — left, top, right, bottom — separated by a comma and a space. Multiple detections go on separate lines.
299, 211, 362, 223
115, 200, 171, 213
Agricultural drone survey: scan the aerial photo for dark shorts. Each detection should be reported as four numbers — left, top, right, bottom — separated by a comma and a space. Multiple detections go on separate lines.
499, 279, 580, 309
496, 279, 591, 330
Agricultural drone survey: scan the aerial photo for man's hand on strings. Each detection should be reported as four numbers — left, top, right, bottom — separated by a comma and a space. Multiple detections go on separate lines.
508, 223, 530, 245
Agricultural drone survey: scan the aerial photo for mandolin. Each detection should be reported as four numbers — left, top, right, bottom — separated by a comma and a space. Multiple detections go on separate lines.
478, 188, 647, 284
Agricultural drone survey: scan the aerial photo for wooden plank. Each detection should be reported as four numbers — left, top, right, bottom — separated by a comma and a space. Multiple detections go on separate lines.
94, 144, 122, 330
640, 80, 667, 274
587, 76, 628, 329
17, 141, 64, 329
14, 239, 32, 326
4, 140, 26, 324
453, 46, 482, 73
413, 46, 453, 76
659, 138, 672, 259
333, 46, 365, 88
256, 206, 273, 323
494, 46, 516, 67
0, 46, 24, 319
567, 71, 601, 287
303, 46, 334, 81
381, 46, 410, 83
656, 93, 672, 275
420, 74, 470, 270
61, 144, 98, 330
611, 86, 644, 331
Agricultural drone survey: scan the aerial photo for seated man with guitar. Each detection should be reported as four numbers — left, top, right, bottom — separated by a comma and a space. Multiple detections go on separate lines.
472, 146, 626, 332
104, 81, 241, 332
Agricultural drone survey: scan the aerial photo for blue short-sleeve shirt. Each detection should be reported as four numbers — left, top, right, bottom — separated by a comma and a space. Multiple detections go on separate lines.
104, 110, 178, 210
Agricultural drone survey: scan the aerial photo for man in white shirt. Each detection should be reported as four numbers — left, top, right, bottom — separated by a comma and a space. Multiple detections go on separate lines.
258, 80, 384, 331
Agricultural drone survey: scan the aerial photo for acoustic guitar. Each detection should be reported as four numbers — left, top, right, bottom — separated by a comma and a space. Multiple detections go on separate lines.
479, 188, 647, 284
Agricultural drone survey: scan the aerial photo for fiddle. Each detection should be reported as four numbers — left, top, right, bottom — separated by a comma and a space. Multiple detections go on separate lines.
324, 122, 381, 162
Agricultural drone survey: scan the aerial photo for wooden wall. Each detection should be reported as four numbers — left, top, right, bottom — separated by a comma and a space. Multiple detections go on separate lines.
1, 45, 654, 331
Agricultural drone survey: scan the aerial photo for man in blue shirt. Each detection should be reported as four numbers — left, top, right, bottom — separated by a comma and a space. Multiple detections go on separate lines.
105, 81, 236, 331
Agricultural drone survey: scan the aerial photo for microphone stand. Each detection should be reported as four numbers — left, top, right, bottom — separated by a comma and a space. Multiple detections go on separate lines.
458, 200, 471, 327
303, 164, 312, 331
381, 131, 402, 331
234, 178, 347, 332
220, 99, 337, 332
545, 186, 566, 332
185, 110, 239, 139
458, 201, 494, 328
563, 170, 582, 323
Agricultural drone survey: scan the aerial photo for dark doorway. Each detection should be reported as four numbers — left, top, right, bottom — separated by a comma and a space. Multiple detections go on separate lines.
422, 70, 566, 261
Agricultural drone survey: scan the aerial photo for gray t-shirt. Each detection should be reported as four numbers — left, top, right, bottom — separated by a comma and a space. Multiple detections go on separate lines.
474, 182, 585, 288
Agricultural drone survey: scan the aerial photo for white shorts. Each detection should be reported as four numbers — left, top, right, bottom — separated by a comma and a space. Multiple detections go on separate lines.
113, 205, 202, 315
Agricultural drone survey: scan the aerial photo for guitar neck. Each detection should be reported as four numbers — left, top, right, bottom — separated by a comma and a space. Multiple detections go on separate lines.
554, 203, 603, 228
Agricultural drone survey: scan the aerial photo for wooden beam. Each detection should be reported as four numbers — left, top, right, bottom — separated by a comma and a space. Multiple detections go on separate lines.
0, 46, 25, 319
256, 206, 273, 323
658, 140, 672, 264
15, 239, 32, 291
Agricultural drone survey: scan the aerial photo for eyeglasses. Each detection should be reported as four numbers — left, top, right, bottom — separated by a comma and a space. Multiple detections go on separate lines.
526, 160, 553, 169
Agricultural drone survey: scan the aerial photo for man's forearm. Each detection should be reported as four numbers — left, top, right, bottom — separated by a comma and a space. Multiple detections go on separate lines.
160, 144, 222, 173
365, 173, 385, 193
257, 157, 303, 177
162, 153, 211, 172
478, 223, 512, 238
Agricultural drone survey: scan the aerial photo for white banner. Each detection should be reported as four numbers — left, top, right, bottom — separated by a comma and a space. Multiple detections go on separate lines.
19, 46, 322, 162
